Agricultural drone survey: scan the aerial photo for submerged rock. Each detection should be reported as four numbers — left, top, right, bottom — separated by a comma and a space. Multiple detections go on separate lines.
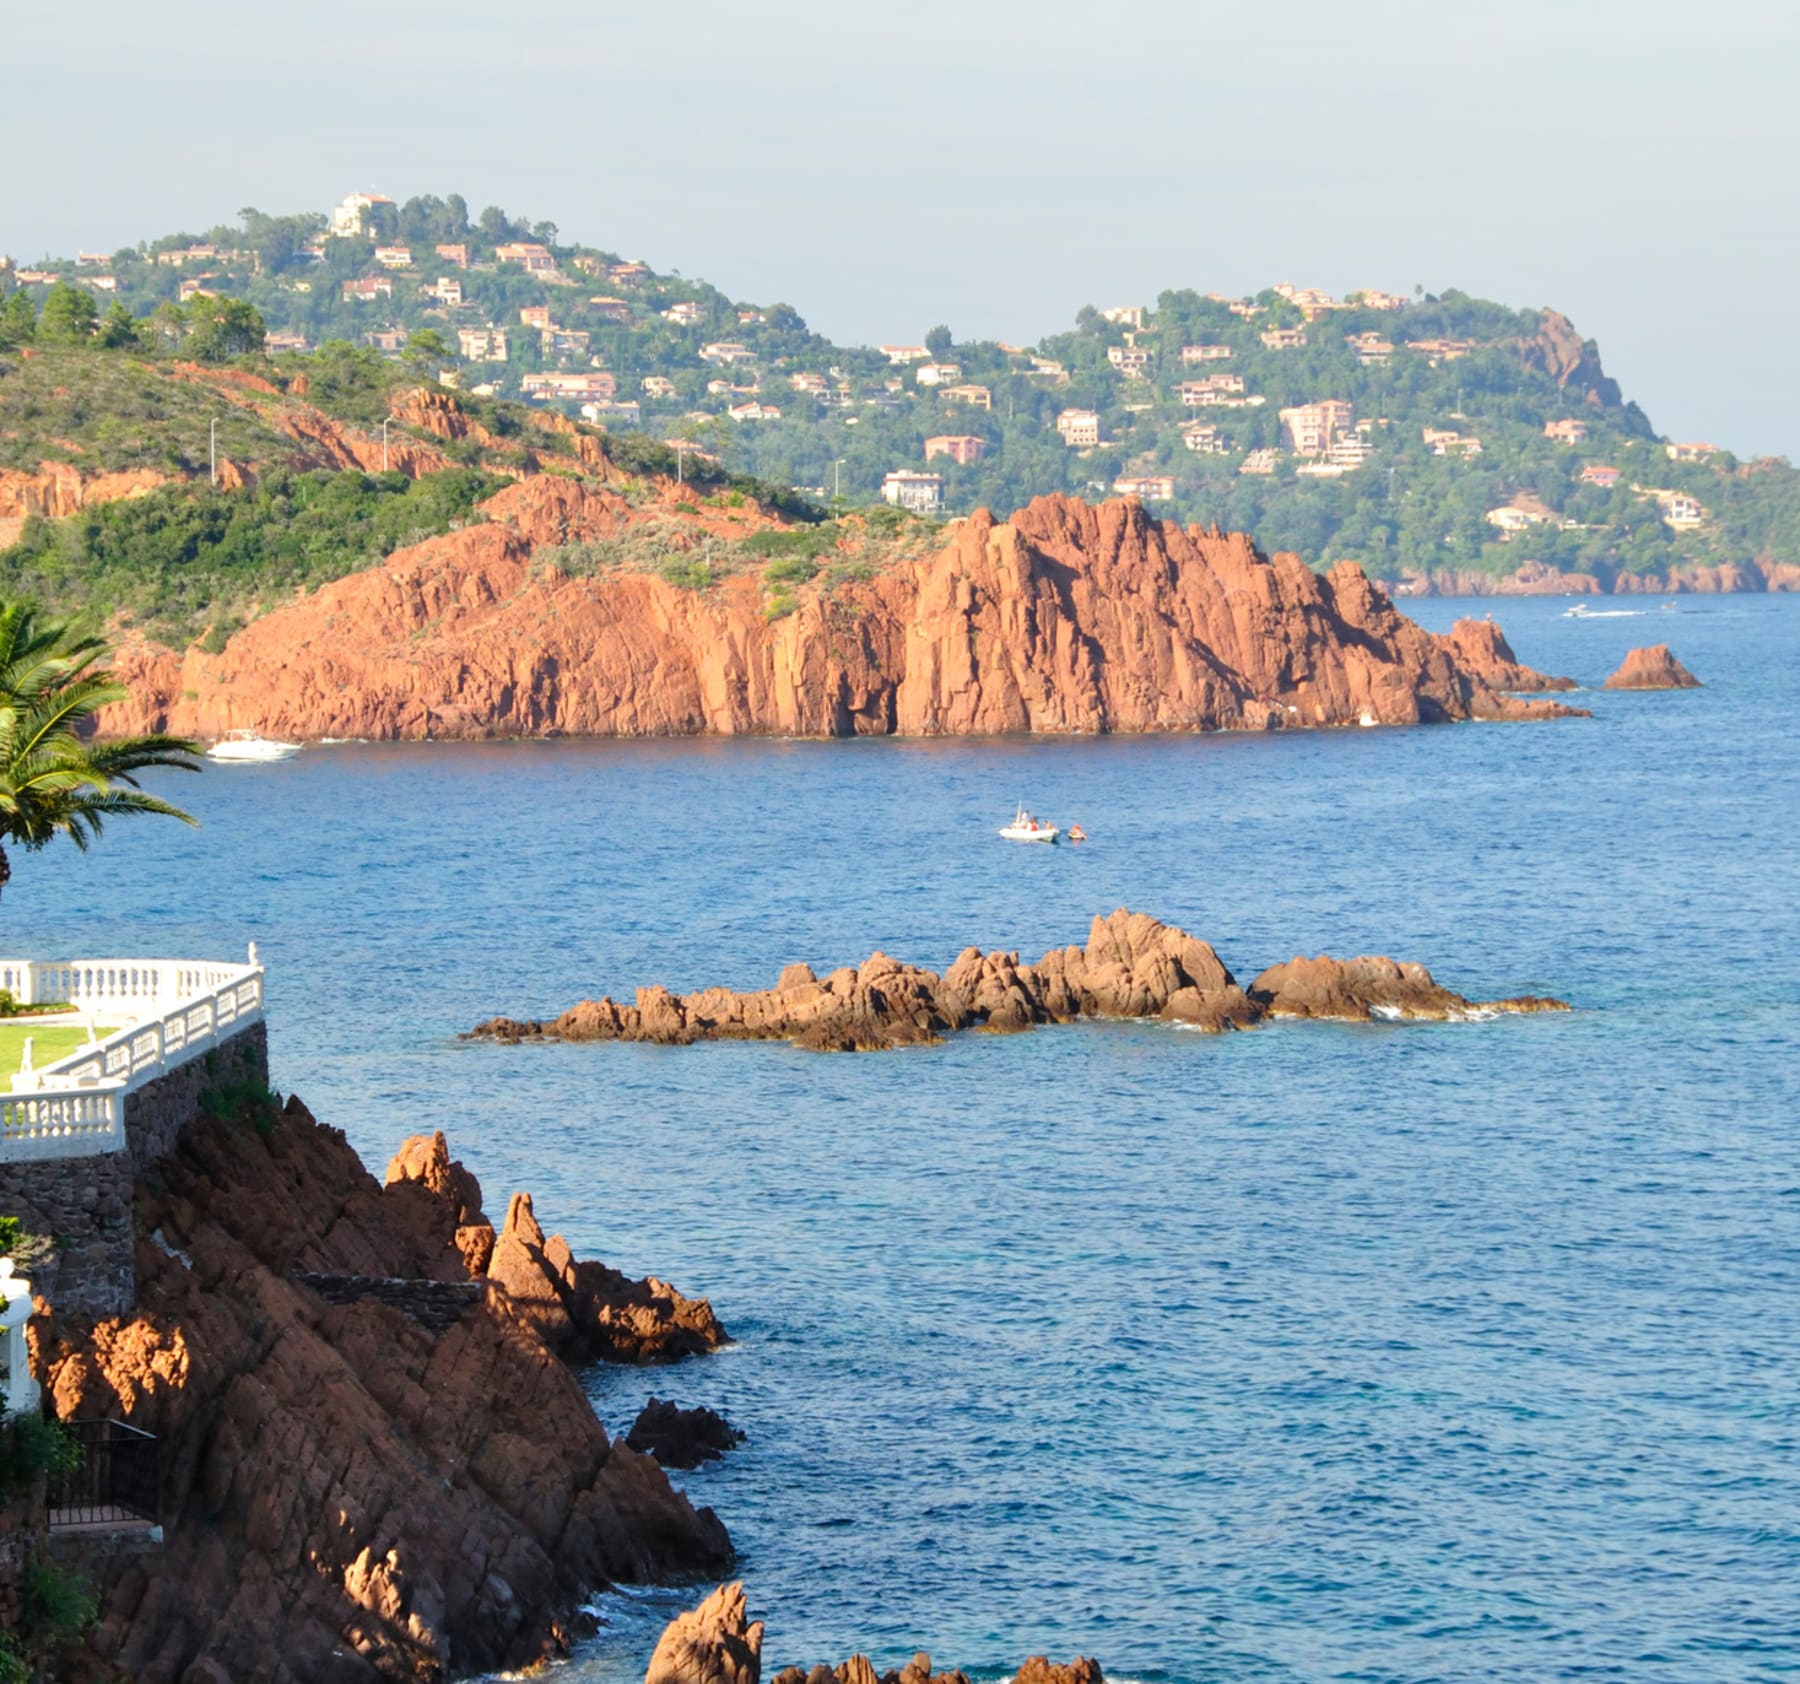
1604, 644, 1703, 689
469, 909, 1569, 1052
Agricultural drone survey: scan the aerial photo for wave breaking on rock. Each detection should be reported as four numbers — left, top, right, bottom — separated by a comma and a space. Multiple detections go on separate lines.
468, 910, 1569, 1053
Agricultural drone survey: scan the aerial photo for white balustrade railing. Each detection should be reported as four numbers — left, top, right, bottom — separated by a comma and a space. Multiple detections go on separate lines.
0, 949, 264, 1163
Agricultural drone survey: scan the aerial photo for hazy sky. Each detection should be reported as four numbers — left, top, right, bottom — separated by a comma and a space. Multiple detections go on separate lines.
8, 0, 1797, 455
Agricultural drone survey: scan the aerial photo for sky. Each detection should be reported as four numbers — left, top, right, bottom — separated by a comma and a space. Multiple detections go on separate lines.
7, 0, 1797, 456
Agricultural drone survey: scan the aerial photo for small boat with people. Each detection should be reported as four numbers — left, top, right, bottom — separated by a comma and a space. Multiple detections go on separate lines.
206, 729, 303, 764
999, 805, 1059, 844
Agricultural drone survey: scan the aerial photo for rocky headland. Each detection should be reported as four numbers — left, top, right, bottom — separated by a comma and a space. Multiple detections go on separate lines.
101, 487, 1585, 742
468, 909, 1569, 1054
1386, 556, 1800, 597
646, 1582, 1100, 1684
1603, 644, 1704, 689
37, 1107, 733, 1683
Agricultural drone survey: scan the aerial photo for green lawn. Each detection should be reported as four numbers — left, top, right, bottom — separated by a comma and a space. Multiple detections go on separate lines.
0, 1021, 119, 1078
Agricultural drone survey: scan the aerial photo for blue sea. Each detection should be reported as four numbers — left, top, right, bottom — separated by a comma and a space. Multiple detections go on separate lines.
22, 597, 1799, 1682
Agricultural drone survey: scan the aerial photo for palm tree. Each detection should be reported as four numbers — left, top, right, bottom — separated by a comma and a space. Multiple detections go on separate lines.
0, 604, 202, 897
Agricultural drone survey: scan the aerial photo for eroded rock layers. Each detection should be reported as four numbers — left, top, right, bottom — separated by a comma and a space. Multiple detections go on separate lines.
469, 909, 1570, 1054
40, 1108, 731, 1684
103, 489, 1584, 742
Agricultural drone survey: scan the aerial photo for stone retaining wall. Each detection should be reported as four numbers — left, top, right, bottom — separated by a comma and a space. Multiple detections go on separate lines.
0, 1021, 269, 1319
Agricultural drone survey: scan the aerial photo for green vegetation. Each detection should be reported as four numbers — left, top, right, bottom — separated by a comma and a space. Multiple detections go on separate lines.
7, 195, 1799, 583
0, 1216, 53, 1274
1, 465, 505, 645
0, 605, 200, 897
0, 1023, 114, 1078
0, 1411, 81, 1492
200, 1072, 283, 1136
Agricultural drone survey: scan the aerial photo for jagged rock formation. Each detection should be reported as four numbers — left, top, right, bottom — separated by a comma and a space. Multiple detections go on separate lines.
1248, 955, 1569, 1021
646, 1581, 764, 1684
651, 1583, 1100, 1684
627, 1399, 746, 1469
39, 1106, 731, 1683
1603, 645, 1703, 689
100, 491, 1583, 741
468, 910, 1569, 1054
1443, 617, 1577, 691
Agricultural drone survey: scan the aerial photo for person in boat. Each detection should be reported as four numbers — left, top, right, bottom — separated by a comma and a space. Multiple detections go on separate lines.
1068, 824, 1086, 843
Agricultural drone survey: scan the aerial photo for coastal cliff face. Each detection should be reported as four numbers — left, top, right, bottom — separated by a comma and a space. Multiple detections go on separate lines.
38, 1104, 731, 1683
102, 488, 1580, 741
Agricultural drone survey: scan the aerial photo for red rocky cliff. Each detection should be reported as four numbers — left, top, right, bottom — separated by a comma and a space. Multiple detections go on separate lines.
40, 1104, 730, 1683
102, 489, 1581, 741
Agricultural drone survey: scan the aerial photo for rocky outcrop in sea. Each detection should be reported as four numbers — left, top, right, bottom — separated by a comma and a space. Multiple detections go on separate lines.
1604, 645, 1703, 689
468, 910, 1570, 1054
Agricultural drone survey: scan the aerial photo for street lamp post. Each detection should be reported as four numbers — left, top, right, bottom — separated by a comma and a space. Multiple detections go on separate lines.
833, 458, 846, 505
209, 417, 220, 487
381, 416, 394, 473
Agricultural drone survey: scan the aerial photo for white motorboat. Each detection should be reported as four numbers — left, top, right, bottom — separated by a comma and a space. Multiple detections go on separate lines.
206, 729, 302, 764
999, 805, 1059, 844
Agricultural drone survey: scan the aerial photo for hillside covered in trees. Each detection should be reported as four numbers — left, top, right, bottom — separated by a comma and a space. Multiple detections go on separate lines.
5, 189, 1800, 592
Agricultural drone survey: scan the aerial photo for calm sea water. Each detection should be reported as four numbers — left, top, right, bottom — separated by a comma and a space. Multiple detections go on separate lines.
20, 598, 1799, 1683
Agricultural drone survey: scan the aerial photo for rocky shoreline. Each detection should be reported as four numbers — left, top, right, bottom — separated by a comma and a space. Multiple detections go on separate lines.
647, 1583, 1103, 1684
102, 490, 1584, 742
469, 909, 1570, 1054
1385, 556, 1800, 597
40, 1108, 734, 1681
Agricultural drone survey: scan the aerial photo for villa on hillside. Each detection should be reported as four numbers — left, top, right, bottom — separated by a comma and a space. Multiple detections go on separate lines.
1182, 343, 1233, 363
1100, 306, 1146, 329
1181, 423, 1230, 455
727, 401, 781, 421
541, 329, 591, 359
1486, 497, 1555, 534
699, 342, 756, 365
1280, 400, 1354, 455
925, 435, 987, 465
495, 242, 557, 274
1666, 441, 1719, 461
1405, 337, 1476, 363
916, 363, 963, 386
427, 277, 464, 307
1260, 328, 1308, 350
1112, 475, 1174, 500
588, 297, 632, 321
1658, 491, 1707, 527
1179, 374, 1246, 402
880, 345, 930, 364
663, 301, 705, 326
1423, 428, 1483, 457
1056, 409, 1101, 448
520, 305, 553, 330
328, 193, 394, 237
1346, 332, 1394, 365
942, 384, 993, 409
435, 243, 470, 268
1580, 463, 1621, 487
643, 376, 678, 397
373, 246, 413, 269
1544, 418, 1589, 444
522, 371, 616, 402
342, 276, 393, 302
1107, 346, 1152, 376
458, 327, 509, 362
1239, 449, 1279, 475
881, 470, 944, 512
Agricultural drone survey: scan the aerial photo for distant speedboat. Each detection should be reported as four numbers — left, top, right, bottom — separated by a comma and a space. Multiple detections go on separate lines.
1000, 806, 1059, 844
207, 729, 302, 764
1563, 603, 1591, 618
